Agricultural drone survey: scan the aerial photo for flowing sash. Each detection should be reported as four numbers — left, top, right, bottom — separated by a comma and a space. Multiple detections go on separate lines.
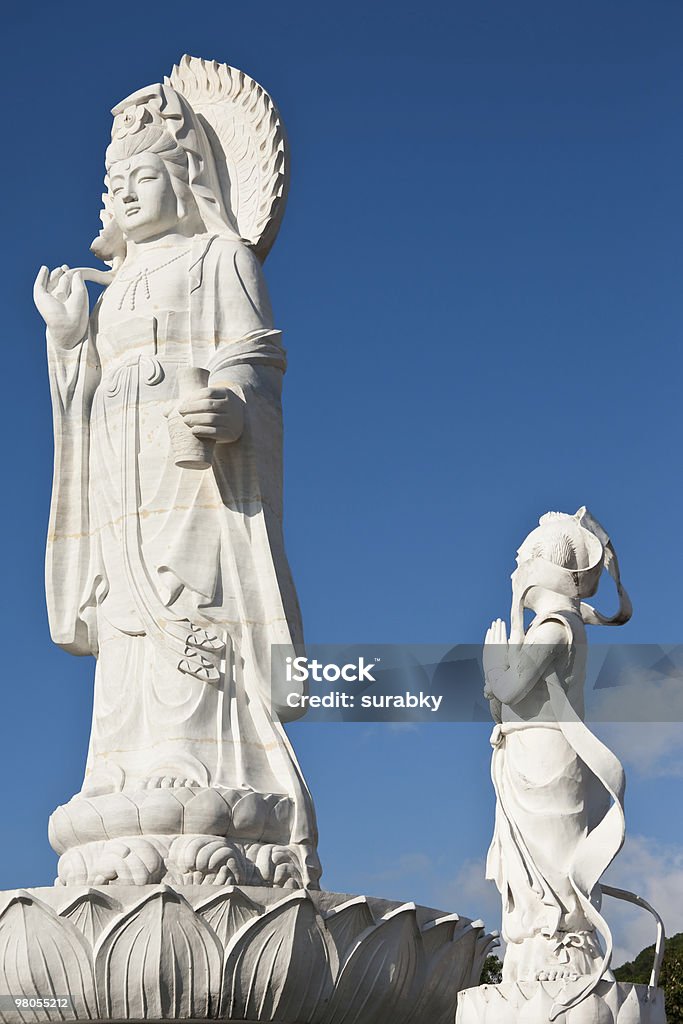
545, 665, 626, 1019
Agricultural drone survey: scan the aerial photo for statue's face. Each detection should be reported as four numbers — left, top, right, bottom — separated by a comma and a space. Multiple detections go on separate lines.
108, 152, 180, 242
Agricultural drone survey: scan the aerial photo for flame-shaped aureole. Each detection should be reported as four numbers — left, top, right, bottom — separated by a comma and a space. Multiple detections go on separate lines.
166, 54, 289, 262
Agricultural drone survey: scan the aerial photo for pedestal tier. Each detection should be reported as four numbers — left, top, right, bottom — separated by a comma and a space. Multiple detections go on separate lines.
457, 979, 666, 1024
0, 884, 497, 1023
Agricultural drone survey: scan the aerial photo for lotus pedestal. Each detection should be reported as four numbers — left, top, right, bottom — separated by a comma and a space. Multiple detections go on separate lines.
0, 884, 496, 1023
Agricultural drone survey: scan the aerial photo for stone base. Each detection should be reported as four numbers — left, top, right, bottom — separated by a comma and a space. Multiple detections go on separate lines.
48, 787, 319, 889
457, 979, 666, 1024
0, 884, 497, 1023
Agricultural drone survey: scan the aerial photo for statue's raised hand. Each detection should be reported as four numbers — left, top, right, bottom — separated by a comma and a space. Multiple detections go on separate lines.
34, 265, 89, 350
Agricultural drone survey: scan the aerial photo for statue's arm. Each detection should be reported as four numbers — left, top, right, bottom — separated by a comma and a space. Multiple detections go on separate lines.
180, 242, 280, 442
38, 270, 99, 656
213, 240, 275, 343
485, 619, 569, 706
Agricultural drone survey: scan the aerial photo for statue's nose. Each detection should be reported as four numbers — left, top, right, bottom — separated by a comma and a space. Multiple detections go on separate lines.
122, 190, 137, 204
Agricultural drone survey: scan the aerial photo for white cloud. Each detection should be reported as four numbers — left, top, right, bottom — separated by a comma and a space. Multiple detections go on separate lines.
375, 852, 434, 879
592, 675, 683, 722
593, 721, 683, 778
433, 858, 502, 936
603, 834, 683, 966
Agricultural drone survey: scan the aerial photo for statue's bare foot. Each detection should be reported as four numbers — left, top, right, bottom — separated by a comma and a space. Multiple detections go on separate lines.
535, 967, 579, 982
143, 776, 201, 789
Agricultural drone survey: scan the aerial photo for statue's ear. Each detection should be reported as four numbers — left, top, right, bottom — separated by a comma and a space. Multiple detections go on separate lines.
91, 218, 126, 264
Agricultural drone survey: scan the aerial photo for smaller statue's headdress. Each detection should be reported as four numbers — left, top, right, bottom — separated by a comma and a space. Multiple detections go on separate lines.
509, 507, 632, 641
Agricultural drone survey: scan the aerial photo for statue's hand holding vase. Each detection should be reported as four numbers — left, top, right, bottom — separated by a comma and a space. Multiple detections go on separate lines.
168, 368, 245, 469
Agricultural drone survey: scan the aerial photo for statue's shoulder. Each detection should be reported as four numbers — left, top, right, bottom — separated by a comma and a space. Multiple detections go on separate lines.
526, 614, 575, 649
199, 235, 265, 279
194, 235, 274, 326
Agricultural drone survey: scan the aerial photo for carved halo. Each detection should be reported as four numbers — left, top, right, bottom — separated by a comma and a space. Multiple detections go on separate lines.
165, 54, 290, 263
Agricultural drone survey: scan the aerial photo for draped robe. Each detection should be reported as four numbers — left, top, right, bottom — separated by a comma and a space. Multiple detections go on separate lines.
45, 233, 320, 886
486, 611, 625, 1016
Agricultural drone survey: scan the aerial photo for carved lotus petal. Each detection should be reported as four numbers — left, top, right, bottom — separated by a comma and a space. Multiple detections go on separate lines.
566, 992, 615, 1024
182, 787, 232, 834
59, 888, 121, 947
548, 982, 621, 1024
0, 891, 96, 1020
321, 902, 425, 1024
420, 912, 461, 958
195, 885, 262, 946
323, 897, 375, 959
137, 787, 189, 834
220, 890, 338, 1022
85, 792, 141, 837
413, 917, 480, 1024
49, 796, 108, 849
94, 885, 222, 1020
600, 980, 622, 1022
616, 984, 653, 1024
48, 803, 80, 855
468, 983, 517, 1024
231, 792, 269, 840
218, 787, 243, 808
273, 796, 292, 831
519, 982, 561, 1024
622, 984, 665, 1024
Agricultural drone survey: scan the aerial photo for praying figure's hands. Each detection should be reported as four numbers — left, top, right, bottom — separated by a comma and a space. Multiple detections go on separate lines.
483, 617, 510, 700
177, 387, 245, 444
33, 265, 89, 350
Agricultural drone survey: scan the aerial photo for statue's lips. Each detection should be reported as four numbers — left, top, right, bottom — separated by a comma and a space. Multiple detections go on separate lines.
125, 206, 141, 216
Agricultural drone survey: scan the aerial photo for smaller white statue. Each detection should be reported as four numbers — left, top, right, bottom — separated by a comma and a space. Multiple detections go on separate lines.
482, 508, 634, 1016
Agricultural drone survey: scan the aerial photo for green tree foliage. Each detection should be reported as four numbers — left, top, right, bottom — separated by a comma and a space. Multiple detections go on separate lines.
479, 954, 503, 985
614, 932, 683, 1024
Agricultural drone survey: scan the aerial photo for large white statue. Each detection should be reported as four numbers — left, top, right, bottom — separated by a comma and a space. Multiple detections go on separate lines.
8, 55, 496, 1024
461, 508, 666, 1024
33, 57, 320, 890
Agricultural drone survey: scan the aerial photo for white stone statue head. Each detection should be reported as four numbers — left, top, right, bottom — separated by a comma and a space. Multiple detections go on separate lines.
517, 513, 599, 576
92, 82, 241, 260
509, 508, 632, 638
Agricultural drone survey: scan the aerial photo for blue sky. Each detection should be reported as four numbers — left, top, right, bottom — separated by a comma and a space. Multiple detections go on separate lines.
2, 0, 683, 962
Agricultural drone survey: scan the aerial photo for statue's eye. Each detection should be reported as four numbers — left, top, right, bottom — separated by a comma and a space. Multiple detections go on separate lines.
138, 176, 157, 183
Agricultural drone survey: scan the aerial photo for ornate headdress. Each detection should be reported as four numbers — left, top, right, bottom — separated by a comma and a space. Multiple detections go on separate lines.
92, 56, 289, 264
509, 507, 632, 641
